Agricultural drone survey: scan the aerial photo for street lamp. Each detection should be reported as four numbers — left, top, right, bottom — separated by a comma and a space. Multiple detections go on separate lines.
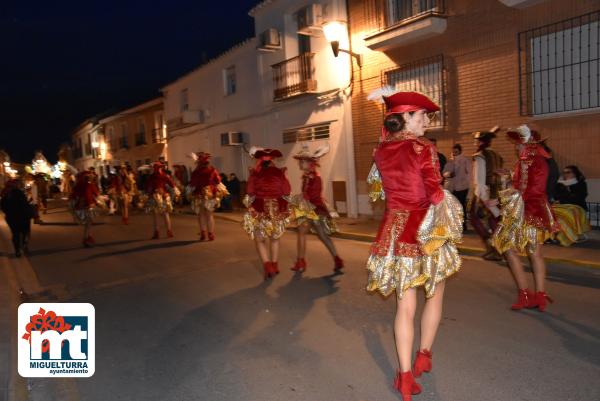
322, 20, 362, 68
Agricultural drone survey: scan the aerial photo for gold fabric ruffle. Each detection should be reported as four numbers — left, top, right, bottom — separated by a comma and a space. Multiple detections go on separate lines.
551, 204, 591, 246
367, 163, 385, 202
367, 190, 463, 298
491, 188, 547, 254
189, 184, 229, 214
69, 199, 99, 225
289, 194, 338, 235
242, 199, 291, 240
145, 192, 173, 214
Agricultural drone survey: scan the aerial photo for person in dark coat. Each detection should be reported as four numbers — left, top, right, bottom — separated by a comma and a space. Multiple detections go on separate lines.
555, 165, 588, 210
228, 173, 241, 209
1, 179, 33, 257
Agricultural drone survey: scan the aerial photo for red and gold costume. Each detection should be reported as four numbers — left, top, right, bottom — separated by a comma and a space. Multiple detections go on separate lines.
290, 146, 338, 234
69, 171, 100, 224
145, 164, 177, 214
188, 152, 228, 213
242, 149, 291, 239
366, 92, 463, 298
108, 169, 135, 203
492, 127, 560, 254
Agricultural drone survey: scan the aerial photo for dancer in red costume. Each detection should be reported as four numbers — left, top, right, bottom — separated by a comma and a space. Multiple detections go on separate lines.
70, 170, 100, 247
290, 145, 343, 273
242, 148, 291, 279
146, 162, 178, 239
366, 91, 463, 401
188, 152, 228, 241
492, 125, 560, 311
108, 165, 136, 225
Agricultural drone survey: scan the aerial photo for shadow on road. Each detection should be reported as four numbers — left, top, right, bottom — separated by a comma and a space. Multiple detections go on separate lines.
28, 239, 147, 257
140, 274, 340, 399
79, 240, 199, 261
530, 312, 600, 367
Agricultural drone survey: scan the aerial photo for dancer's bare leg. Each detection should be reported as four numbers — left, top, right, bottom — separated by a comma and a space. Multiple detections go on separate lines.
296, 222, 310, 259
528, 244, 546, 292
254, 233, 270, 263
270, 238, 280, 262
152, 212, 159, 232
395, 288, 417, 372
420, 281, 445, 351
504, 249, 529, 289
207, 210, 215, 233
163, 213, 172, 232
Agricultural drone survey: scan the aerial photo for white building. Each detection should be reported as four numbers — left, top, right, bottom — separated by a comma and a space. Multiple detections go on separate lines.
164, 0, 358, 216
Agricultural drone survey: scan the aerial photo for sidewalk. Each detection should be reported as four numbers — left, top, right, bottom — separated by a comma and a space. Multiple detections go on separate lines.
197, 209, 600, 269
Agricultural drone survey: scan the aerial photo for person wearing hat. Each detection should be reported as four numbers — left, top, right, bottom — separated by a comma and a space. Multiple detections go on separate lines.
188, 152, 228, 241
146, 162, 179, 239
242, 147, 291, 280
290, 145, 343, 273
492, 125, 560, 311
366, 90, 463, 400
470, 128, 504, 261
70, 171, 100, 247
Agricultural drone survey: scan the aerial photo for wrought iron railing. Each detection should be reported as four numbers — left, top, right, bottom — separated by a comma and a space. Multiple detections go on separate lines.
364, 0, 445, 34
588, 202, 600, 228
272, 53, 317, 101
518, 11, 600, 116
152, 128, 166, 144
382, 54, 446, 128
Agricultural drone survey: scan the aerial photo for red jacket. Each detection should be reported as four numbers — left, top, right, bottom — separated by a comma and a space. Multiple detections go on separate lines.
247, 165, 291, 213
302, 173, 328, 215
190, 165, 221, 195
513, 143, 559, 232
70, 179, 99, 208
371, 133, 444, 255
146, 172, 175, 194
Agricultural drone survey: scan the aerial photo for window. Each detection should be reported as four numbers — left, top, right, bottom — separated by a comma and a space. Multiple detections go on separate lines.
519, 12, 600, 116
180, 89, 189, 112
224, 66, 236, 95
383, 54, 445, 128
107, 126, 117, 151
283, 121, 332, 144
136, 118, 146, 146
298, 34, 311, 54
120, 124, 128, 149
384, 0, 442, 27
85, 133, 92, 156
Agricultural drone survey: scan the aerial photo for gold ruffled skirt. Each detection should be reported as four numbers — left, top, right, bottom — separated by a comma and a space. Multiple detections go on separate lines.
366, 190, 463, 298
242, 198, 291, 240
289, 194, 338, 235
145, 192, 173, 214
492, 189, 550, 254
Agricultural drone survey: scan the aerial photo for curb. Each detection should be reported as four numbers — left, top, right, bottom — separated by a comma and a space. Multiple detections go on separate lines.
213, 214, 600, 270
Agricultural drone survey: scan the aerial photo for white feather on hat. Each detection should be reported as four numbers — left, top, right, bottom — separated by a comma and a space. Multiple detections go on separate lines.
367, 85, 397, 103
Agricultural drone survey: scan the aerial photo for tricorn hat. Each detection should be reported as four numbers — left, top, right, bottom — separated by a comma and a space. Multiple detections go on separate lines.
506, 124, 537, 144
250, 147, 283, 160
293, 144, 330, 161
367, 87, 440, 114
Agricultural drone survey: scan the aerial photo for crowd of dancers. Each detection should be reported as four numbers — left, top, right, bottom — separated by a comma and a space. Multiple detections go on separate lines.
0, 88, 586, 400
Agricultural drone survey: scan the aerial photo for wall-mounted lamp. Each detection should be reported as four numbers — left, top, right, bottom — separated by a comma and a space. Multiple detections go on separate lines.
322, 21, 362, 68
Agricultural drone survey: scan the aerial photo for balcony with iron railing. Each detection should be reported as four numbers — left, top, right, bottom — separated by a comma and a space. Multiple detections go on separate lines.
364, 0, 447, 51
272, 53, 317, 101
152, 128, 167, 144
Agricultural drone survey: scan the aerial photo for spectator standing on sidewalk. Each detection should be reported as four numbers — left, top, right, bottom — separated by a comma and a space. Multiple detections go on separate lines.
443, 144, 471, 228
429, 138, 447, 173
228, 173, 241, 210
1, 179, 34, 257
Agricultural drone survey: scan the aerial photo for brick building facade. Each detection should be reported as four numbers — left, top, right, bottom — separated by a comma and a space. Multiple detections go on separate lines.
348, 0, 600, 214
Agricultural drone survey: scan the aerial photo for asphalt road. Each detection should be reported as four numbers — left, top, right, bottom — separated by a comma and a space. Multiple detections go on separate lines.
7, 206, 600, 401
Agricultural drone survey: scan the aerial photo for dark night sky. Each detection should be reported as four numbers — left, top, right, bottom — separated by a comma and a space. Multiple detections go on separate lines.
0, 0, 259, 163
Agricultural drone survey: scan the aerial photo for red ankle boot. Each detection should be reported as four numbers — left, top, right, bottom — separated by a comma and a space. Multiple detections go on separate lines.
263, 262, 276, 280
291, 258, 307, 272
511, 288, 533, 310
167, 229, 174, 238
152, 230, 159, 239
393, 371, 422, 401
208, 232, 215, 241
271, 261, 280, 275
200, 231, 207, 241
530, 291, 553, 312
122, 216, 129, 225
334, 255, 344, 271
86, 235, 95, 244
413, 349, 432, 377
